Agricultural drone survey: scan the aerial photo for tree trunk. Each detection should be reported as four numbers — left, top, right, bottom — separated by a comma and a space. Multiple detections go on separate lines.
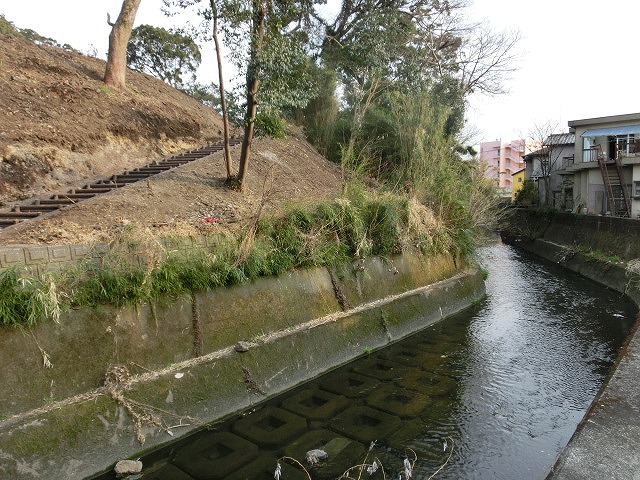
211, 0, 233, 179
235, 0, 265, 190
104, 0, 142, 89
543, 176, 551, 206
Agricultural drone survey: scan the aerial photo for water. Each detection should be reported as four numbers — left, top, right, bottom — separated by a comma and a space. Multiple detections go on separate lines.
94, 241, 638, 480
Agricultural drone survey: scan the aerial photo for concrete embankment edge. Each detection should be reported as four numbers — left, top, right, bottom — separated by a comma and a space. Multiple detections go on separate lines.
502, 221, 640, 479
0, 253, 485, 480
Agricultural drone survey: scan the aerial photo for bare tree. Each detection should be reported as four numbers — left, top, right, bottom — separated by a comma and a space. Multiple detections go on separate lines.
210, 0, 233, 180
525, 121, 573, 206
457, 25, 520, 96
104, 0, 143, 89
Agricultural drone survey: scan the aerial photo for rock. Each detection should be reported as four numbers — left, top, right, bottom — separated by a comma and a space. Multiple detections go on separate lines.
114, 460, 143, 478
306, 449, 328, 465
235, 341, 250, 353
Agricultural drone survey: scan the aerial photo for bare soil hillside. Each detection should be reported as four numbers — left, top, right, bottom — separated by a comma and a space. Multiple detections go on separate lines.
0, 33, 345, 245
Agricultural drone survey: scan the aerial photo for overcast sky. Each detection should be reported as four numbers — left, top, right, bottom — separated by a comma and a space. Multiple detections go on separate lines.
2, 0, 639, 144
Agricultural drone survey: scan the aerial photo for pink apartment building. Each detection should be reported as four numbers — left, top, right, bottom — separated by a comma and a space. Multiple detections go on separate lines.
479, 139, 533, 194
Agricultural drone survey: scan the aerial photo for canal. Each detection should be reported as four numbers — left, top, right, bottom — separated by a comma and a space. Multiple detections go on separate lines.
93, 241, 638, 479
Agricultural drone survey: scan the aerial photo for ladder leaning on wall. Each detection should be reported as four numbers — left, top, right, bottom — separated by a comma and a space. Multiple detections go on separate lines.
595, 145, 631, 217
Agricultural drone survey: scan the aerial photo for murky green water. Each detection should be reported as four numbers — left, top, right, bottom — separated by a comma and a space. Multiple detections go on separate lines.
92, 241, 638, 479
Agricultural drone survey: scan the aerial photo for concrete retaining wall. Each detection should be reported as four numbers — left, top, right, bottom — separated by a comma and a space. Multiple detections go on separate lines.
510, 238, 640, 307
502, 209, 640, 307
504, 209, 640, 261
0, 235, 218, 275
0, 252, 485, 480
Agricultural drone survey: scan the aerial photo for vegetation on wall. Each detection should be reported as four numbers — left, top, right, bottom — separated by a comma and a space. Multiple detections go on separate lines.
0, 184, 466, 327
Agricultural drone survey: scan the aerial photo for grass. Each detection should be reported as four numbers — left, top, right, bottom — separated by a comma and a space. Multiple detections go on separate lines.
565, 245, 625, 265
0, 189, 473, 328
626, 259, 640, 295
480, 267, 489, 280
0, 270, 62, 327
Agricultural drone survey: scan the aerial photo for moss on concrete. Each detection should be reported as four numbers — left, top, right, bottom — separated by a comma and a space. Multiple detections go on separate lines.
0, 253, 485, 480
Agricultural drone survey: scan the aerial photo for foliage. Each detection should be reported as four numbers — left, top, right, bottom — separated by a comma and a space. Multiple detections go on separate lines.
0, 15, 75, 50
254, 112, 286, 138
0, 270, 62, 327
301, 66, 339, 157
0, 185, 471, 327
182, 82, 219, 107
514, 179, 538, 206
480, 267, 489, 280
363, 87, 501, 256
0, 15, 20, 36
256, 31, 318, 115
127, 24, 201, 88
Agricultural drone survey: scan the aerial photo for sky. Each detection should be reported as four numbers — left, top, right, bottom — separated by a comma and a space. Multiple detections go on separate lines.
2, 0, 640, 144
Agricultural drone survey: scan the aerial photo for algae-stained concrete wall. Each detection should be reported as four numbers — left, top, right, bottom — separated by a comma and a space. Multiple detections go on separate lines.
501, 209, 640, 307
505, 209, 640, 261
0, 252, 485, 480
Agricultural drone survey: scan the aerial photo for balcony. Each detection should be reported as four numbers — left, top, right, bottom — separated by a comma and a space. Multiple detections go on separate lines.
582, 147, 601, 163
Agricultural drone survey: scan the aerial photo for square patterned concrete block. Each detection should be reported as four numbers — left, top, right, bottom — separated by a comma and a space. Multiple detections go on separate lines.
20, 264, 42, 277
0, 247, 26, 268
192, 235, 207, 248
71, 244, 93, 260
204, 235, 219, 247
48, 245, 72, 263
25, 246, 49, 264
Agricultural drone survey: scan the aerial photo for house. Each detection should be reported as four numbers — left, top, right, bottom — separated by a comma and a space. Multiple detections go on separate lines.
479, 139, 537, 196
522, 133, 575, 209
511, 168, 526, 200
559, 113, 640, 218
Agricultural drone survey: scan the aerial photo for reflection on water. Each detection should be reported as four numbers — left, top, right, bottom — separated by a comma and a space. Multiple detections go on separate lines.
93, 241, 637, 480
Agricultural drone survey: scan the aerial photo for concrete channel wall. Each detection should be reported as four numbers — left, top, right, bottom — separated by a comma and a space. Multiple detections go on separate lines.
501, 209, 640, 479
0, 251, 485, 480
501, 209, 640, 306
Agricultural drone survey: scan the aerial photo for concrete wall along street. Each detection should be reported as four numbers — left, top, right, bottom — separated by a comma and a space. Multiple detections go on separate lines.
0, 250, 485, 480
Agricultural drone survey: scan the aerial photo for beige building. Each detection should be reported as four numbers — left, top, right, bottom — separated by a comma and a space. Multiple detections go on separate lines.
558, 113, 640, 218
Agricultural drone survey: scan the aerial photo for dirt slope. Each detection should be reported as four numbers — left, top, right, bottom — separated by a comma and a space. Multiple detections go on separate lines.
0, 33, 345, 245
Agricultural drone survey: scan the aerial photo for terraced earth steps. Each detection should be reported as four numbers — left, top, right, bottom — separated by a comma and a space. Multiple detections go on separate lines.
0, 137, 242, 230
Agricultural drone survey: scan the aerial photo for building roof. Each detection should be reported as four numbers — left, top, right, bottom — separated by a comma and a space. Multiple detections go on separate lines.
568, 112, 640, 127
544, 133, 575, 145
511, 168, 525, 176
523, 147, 549, 160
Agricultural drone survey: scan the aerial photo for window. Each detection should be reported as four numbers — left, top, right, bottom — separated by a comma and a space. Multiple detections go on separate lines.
615, 134, 636, 156
634, 181, 640, 197
518, 177, 523, 183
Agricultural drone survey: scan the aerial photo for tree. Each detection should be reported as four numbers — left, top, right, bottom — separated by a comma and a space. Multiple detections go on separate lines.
457, 25, 520, 96
163, 0, 319, 190
525, 121, 572, 207
306, 0, 519, 170
127, 24, 202, 88
210, 0, 234, 180
104, 0, 143, 89
234, 0, 266, 189
514, 179, 538, 207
